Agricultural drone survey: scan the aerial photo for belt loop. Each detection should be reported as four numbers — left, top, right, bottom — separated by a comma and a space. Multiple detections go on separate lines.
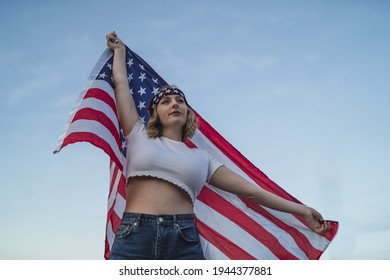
135, 213, 142, 226
193, 214, 198, 226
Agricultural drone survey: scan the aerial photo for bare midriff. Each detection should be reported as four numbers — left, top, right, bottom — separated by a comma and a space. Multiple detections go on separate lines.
124, 176, 194, 215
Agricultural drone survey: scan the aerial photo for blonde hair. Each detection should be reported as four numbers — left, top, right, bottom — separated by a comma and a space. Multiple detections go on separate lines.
147, 106, 198, 141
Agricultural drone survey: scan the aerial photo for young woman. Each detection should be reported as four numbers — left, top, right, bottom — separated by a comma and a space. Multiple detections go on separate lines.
106, 32, 331, 260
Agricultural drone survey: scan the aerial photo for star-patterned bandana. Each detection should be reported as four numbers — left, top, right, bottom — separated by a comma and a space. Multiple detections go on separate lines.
148, 86, 189, 115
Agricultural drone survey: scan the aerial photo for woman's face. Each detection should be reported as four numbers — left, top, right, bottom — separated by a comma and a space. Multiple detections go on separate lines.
156, 94, 188, 129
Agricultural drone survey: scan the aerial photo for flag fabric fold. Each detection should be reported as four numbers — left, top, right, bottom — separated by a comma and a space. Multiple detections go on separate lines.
54, 45, 338, 260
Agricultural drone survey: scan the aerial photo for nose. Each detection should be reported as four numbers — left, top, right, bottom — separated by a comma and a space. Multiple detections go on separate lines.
172, 100, 179, 108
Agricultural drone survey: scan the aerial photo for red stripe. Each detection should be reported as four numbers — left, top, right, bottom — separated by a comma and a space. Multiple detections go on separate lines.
324, 221, 339, 242
85, 87, 117, 115
104, 209, 122, 260
108, 208, 122, 232
109, 161, 126, 198
106, 163, 125, 235
104, 239, 110, 260
61, 132, 123, 171
184, 138, 197, 148
117, 175, 126, 198
198, 187, 298, 259
105, 161, 126, 260
106, 170, 125, 231
197, 219, 255, 260
71, 107, 121, 150
106, 200, 121, 231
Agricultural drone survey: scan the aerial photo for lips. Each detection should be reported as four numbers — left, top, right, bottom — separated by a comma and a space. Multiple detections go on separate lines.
169, 111, 182, 116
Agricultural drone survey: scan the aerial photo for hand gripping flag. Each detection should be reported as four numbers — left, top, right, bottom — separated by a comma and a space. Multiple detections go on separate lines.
54, 45, 338, 259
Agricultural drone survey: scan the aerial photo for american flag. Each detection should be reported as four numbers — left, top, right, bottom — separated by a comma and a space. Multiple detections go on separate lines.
54, 46, 338, 260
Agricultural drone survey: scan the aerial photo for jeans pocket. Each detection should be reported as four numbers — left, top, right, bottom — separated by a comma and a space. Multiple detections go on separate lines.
115, 222, 138, 239
176, 224, 200, 243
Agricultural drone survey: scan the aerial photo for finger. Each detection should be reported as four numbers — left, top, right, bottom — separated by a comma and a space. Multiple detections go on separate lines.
320, 222, 332, 234
318, 225, 328, 235
107, 36, 119, 44
107, 30, 118, 37
106, 31, 115, 38
106, 36, 115, 44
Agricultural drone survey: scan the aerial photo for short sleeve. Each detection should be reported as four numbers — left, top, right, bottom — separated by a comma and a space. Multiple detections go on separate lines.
125, 119, 146, 144
206, 153, 224, 183
124, 119, 147, 179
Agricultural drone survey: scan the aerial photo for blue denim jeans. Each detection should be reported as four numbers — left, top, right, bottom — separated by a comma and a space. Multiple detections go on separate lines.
110, 213, 204, 260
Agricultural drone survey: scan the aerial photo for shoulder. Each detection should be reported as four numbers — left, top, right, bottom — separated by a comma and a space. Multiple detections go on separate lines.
193, 148, 223, 169
125, 119, 147, 141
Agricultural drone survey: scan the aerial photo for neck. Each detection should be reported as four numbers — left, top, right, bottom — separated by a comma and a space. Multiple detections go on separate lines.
162, 126, 183, 141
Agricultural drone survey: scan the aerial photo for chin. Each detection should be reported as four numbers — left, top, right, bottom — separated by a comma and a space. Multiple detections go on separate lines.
162, 118, 186, 127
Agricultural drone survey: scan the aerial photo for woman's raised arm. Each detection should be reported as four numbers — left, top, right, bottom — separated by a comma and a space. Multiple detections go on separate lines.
106, 32, 139, 136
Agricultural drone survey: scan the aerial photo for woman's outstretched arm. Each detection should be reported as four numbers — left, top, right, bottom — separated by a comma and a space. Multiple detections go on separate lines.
209, 166, 332, 235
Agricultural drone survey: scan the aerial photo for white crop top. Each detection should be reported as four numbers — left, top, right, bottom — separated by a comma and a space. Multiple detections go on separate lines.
125, 120, 223, 204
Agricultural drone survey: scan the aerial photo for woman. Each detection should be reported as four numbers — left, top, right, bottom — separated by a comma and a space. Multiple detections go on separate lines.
106, 32, 331, 260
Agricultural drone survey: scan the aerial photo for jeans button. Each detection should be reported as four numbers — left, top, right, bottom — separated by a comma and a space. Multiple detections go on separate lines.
158, 217, 163, 222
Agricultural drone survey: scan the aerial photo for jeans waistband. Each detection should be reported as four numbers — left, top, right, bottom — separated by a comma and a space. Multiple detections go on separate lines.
121, 212, 196, 226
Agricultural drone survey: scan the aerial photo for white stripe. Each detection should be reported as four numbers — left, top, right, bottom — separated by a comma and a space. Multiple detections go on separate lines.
107, 163, 122, 212
90, 79, 115, 98
64, 119, 124, 166
106, 220, 115, 250
90, 80, 115, 95
78, 97, 119, 135
113, 192, 126, 218
195, 200, 277, 259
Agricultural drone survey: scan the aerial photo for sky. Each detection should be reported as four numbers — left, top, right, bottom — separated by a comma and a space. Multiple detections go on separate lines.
0, 0, 389, 260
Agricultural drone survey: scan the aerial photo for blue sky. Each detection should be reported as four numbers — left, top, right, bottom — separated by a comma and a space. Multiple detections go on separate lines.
1, 0, 389, 259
